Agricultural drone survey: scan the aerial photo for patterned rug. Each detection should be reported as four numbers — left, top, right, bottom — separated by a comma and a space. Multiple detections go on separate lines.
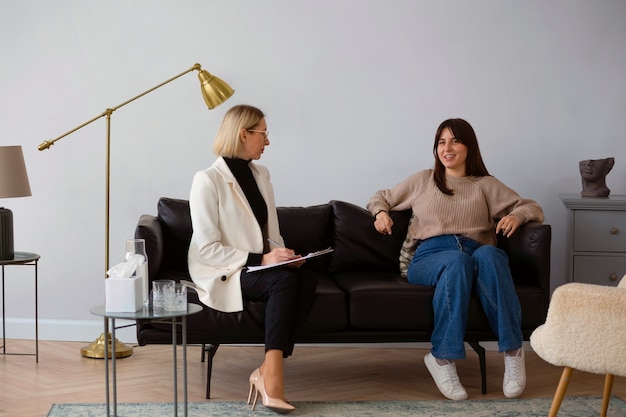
47, 396, 626, 417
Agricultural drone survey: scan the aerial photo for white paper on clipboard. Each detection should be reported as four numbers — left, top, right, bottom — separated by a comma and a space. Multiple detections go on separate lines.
246, 247, 334, 272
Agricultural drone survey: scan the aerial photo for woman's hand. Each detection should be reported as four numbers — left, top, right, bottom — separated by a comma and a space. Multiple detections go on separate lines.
374, 211, 394, 235
262, 247, 303, 266
496, 214, 521, 238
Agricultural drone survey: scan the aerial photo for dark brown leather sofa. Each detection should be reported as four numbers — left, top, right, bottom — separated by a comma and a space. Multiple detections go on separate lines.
135, 197, 551, 399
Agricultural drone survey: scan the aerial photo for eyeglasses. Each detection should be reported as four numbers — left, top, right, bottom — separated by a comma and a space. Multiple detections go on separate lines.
247, 129, 270, 138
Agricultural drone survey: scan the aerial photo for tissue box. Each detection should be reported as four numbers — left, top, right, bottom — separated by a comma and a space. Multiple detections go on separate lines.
105, 276, 143, 312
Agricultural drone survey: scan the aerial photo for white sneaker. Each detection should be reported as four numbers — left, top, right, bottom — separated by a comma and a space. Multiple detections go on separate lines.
503, 349, 526, 398
424, 353, 468, 401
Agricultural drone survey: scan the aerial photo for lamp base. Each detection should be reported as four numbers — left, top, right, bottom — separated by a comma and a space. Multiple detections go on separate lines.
0, 207, 14, 261
80, 332, 133, 359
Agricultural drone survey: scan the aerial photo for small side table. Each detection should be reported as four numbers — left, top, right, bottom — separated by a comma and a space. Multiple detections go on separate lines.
0, 251, 40, 362
90, 303, 202, 417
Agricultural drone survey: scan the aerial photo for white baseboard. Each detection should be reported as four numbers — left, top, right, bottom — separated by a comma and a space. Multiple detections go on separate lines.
4, 318, 532, 352
3, 317, 139, 344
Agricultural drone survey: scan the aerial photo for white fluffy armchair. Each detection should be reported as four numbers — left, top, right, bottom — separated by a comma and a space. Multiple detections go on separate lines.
530, 275, 626, 417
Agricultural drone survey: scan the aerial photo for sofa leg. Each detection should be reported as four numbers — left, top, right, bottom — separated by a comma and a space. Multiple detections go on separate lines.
205, 344, 220, 399
467, 341, 487, 394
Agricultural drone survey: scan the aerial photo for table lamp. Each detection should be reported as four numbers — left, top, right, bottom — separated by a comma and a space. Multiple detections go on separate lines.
38, 63, 234, 358
0, 146, 32, 261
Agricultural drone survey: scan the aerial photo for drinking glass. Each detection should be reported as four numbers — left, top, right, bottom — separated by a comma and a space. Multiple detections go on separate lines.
152, 280, 174, 311
165, 283, 187, 312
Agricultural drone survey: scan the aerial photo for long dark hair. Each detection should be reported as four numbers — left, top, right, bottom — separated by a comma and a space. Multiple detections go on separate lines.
432, 118, 490, 195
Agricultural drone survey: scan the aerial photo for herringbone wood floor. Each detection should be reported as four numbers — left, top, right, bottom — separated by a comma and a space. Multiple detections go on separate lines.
1, 339, 623, 416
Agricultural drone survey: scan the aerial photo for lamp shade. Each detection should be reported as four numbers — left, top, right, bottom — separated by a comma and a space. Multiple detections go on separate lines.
197, 70, 235, 109
0, 146, 32, 198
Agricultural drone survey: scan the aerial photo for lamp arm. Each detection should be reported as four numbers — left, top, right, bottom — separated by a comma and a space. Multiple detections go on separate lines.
37, 63, 202, 151
111, 64, 199, 113
38, 111, 108, 151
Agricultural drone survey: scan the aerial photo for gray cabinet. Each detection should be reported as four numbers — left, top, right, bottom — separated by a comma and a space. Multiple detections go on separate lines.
560, 193, 626, 286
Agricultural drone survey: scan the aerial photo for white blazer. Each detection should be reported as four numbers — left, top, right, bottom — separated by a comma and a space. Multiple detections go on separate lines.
187, 157, 284, 313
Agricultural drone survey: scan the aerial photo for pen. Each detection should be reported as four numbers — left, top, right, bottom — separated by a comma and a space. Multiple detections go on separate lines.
267, 238, 282, 247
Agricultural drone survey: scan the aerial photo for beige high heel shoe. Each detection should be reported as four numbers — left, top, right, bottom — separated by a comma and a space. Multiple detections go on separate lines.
247, 368, 295, 414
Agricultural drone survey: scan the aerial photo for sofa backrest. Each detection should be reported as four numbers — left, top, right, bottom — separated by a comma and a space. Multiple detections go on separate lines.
153, 197, 412, 276
157, 197, 192, 270
277, 204, 334, 273
329, 200, 412, 273
151, 197, 548, 288
154, 197, 335, 273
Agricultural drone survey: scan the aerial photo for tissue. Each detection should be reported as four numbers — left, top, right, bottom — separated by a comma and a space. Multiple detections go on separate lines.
105, 256, 145, 312
107, 254, 145, 278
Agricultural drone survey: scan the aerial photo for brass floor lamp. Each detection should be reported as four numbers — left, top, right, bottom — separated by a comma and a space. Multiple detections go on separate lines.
38, 63, 234, 358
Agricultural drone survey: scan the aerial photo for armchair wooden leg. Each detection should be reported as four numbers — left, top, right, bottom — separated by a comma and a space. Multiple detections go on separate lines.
600, 373, 614, 417
549, 367, 573, 417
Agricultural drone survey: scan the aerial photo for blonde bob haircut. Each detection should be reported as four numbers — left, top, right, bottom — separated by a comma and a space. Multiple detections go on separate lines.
213, 104, 265, 158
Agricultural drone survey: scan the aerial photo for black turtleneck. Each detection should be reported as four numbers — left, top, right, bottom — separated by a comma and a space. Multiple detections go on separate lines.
224, 157, 268, 265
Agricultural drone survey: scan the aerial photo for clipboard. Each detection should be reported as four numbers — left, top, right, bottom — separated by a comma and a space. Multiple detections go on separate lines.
246, 247, 334, 272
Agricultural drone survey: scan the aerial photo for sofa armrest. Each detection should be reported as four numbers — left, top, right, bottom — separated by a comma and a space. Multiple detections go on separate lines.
135, 214, 164, 280
498, 221, 551, 303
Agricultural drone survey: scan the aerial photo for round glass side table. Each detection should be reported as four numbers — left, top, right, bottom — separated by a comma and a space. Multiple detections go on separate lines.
90, 303, 202, 417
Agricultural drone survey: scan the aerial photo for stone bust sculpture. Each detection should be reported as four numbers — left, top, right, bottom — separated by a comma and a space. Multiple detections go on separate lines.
579, 157, 615, 197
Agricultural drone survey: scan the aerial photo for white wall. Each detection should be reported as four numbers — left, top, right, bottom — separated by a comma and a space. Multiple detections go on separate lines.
1, 0, 625, 343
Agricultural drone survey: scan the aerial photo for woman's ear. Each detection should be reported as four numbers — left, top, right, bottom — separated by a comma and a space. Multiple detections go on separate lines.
239, 128, 247, 143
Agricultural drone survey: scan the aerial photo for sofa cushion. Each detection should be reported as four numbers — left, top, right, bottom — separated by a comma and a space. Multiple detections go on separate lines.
330, 200, 412, 273
301, 274, 348, 331
337, 270, 545, 338
143, 269, 348, 342
333, 270, 434, 330
157, 197, 192, 271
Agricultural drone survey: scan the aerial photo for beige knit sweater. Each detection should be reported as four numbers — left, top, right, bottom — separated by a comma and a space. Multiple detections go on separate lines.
367, 169, 544, 249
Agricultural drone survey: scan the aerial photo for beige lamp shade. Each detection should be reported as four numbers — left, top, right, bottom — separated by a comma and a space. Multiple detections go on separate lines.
0, 146, 32, 198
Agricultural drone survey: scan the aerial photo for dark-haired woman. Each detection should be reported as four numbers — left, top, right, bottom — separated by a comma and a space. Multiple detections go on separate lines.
367, 118, 544, 401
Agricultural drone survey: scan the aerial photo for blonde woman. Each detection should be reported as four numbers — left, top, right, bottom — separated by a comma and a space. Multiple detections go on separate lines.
188, 105, 316, 413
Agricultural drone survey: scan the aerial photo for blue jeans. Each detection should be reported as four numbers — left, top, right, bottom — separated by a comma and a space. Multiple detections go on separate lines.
406, 235, 522, 360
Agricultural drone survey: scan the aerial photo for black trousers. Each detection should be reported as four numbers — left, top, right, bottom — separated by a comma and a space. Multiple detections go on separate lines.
240, 267, 318, 358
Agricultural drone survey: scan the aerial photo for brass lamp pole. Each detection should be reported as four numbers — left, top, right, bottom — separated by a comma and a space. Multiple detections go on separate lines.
38, 63, 234, 358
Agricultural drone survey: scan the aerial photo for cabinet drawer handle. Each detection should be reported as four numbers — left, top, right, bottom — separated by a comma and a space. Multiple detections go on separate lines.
610, 274, 618, 281
610, 227, 619, 235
